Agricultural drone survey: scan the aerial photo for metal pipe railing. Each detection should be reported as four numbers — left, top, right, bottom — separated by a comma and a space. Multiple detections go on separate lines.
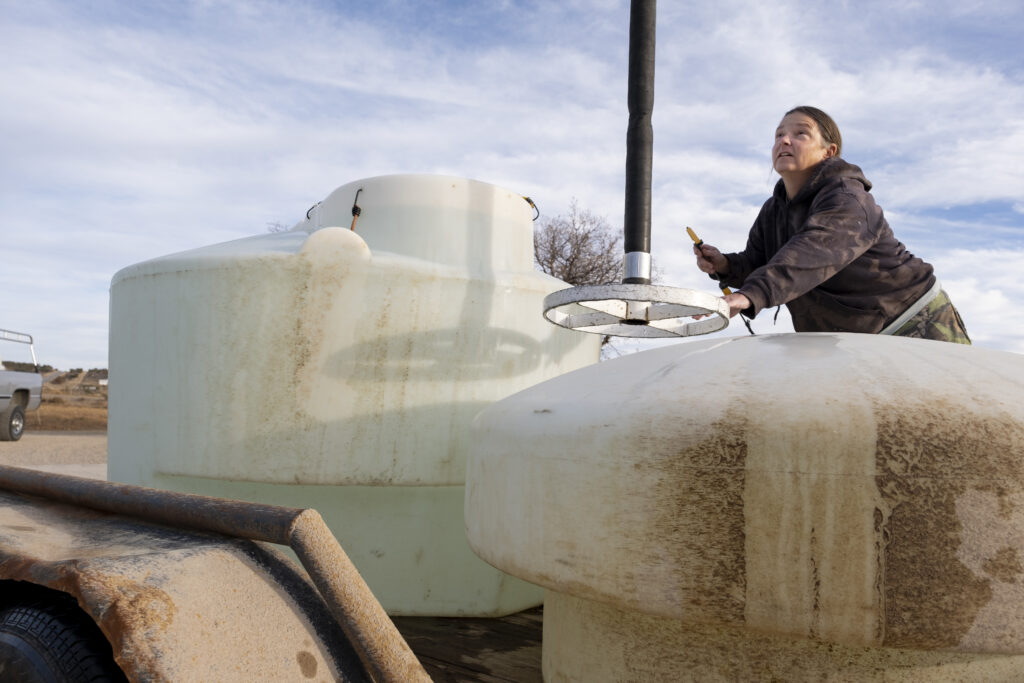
0, 329, 38, 368
0, 464, 430, 683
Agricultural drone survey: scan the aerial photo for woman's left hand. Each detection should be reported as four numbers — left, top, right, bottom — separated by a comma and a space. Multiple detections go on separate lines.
722, 292, 751, 318
693, 291, 751, 320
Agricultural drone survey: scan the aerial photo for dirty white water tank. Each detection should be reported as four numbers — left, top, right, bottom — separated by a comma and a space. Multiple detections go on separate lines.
108, 174, 599, 616
466, 333, 1024, 679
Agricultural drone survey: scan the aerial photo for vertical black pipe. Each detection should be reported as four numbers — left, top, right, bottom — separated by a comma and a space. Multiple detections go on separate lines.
622, 0, 655, 284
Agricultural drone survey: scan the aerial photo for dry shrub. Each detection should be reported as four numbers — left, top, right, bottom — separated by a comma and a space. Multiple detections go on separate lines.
27, 403, 107, 431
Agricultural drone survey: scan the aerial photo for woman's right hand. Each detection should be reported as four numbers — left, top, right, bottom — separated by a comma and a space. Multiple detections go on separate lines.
693, 243, 728, 275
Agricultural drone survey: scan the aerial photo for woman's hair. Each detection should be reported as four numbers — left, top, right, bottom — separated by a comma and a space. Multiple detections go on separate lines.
786, 106, 842, 156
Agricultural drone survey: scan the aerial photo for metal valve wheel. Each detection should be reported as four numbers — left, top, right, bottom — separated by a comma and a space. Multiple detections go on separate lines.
543, 284, 729, 338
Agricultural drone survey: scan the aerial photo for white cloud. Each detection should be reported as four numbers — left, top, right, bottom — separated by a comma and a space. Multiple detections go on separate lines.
928, 249, 1024, 353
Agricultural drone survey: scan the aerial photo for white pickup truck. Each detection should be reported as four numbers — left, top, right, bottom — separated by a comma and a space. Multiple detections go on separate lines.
0, 329, 42, 441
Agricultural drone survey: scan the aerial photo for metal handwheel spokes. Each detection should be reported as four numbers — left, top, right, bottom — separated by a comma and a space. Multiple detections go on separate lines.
544, 284, 729, 338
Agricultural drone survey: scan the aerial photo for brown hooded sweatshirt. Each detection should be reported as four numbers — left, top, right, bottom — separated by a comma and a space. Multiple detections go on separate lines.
717, 157, 935, 333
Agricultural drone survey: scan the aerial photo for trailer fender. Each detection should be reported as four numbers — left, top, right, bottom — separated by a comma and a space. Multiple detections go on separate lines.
0, 490, 369, 682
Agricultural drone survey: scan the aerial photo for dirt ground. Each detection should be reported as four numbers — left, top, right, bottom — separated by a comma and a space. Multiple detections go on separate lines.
0, 429, 106, 472
0, 431, 107, 465
0, 431, 108, 480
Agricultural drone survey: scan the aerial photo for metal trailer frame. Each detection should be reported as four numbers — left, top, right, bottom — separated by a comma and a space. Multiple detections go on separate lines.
0, 464, 430, 682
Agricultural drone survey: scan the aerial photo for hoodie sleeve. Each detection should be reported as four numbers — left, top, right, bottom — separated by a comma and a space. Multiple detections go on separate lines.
710, 200, 771, 290
736, 181, 882, 317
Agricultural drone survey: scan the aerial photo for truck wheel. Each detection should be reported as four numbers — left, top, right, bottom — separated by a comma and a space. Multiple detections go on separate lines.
0, 601, 127, 682
0, 406, 25, 441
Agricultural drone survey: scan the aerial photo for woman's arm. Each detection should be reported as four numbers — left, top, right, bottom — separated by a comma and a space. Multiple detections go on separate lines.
717, 200, 772, 289
738, 186, 880, 316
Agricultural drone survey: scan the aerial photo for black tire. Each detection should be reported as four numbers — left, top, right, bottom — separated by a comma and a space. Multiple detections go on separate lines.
0, 601, 127, 682
0, 405, 25, 441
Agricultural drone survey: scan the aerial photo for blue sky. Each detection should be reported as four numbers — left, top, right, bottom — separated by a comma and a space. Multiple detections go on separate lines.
1, 0, 1022, 369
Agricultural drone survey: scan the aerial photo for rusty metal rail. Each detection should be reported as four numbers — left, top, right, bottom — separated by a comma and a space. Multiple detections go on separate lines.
0, 464, 430, 683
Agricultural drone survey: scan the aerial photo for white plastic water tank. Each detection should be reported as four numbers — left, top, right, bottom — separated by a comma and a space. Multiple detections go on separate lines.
466, 333, 1024, 679
108, 174, 600, 615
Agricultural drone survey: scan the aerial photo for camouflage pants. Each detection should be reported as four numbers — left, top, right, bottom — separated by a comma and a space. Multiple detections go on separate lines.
891, 290, 971, 345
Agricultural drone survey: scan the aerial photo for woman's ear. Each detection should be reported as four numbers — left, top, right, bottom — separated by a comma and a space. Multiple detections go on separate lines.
823, 143, 839, 159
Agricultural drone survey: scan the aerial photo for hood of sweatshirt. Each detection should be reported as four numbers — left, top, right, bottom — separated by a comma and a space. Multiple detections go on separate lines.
773, 157, 872, 205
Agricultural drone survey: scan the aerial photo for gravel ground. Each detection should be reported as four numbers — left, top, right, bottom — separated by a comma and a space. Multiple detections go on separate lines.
0, 431, 108, 480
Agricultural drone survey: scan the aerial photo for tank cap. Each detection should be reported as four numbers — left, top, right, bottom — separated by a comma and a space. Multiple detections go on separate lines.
543, 284, 729, 338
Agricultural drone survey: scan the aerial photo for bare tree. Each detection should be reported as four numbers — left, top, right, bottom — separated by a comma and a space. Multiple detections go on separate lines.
534, 200, 622, 285
534, 200, 626, 355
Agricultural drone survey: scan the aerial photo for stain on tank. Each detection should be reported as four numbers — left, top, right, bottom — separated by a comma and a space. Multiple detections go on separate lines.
296, 650, 318, 678
874, 398, 1024, 649
644, 415, 747, 623
982, 547, 1022, 584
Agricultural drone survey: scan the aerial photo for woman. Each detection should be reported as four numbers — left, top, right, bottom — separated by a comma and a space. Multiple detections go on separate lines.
694, 106, 970, 344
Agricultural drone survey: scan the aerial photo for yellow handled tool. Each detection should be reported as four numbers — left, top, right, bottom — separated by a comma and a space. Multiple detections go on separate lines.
685, 226, 703, 247
686, 227, 731, 295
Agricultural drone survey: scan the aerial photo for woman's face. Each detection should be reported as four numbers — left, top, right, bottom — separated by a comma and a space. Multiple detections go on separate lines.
772, 112, 837, 178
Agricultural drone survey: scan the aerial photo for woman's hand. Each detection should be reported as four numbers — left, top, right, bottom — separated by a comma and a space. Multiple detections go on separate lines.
692, 291, 751, 321
693, 244, 728, 275
722, 292, 751, 318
